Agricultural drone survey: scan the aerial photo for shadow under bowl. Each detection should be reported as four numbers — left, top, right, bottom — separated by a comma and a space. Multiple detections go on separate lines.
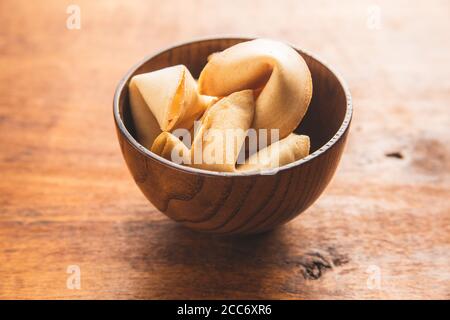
113, 37, 352, 235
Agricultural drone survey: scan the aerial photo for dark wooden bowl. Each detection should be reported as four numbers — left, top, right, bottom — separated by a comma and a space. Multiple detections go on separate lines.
113, 37, 352, 235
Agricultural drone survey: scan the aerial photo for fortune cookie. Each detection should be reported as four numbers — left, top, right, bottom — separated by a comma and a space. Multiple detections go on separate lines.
129, 65, 215, 148
238, 133, 310, 172
151, 90, 255, 172
150, 131, 190, 164
190, 90, 254, 172
198, 39, 313, 140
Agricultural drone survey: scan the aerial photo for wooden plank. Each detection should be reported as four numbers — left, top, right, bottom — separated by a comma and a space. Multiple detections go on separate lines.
0, 0, 449, 299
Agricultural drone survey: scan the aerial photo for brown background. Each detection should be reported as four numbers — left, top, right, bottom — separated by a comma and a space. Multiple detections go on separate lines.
0, 0, 449, 299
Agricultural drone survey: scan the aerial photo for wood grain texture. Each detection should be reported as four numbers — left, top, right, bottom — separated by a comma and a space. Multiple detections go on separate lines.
0, 0, 449, 299
115, 38, 351, 234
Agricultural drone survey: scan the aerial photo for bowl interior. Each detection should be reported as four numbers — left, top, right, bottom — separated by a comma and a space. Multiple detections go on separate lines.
117, 38, 349, 161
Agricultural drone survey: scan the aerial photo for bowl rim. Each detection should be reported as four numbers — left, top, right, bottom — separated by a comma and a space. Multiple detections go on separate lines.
113, 36, 353, 177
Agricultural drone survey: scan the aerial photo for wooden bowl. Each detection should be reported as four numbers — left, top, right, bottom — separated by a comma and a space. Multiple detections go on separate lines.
113, 37, 352, 235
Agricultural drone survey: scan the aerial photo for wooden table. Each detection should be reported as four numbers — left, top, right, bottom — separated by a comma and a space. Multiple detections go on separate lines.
0, 0, 449, 299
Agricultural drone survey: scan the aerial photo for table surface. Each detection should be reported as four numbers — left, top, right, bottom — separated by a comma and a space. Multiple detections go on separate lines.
0, 0, 449, 299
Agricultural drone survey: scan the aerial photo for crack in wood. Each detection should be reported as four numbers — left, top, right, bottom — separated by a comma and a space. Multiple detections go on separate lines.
385, 151, 404, 159
286, 247, 349, 280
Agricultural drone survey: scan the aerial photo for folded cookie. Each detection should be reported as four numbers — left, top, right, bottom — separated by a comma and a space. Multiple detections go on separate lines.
151, 90, 255, 172
198, 39, 313, 141
129, 65, 215, 148
238, 133, 310, 172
